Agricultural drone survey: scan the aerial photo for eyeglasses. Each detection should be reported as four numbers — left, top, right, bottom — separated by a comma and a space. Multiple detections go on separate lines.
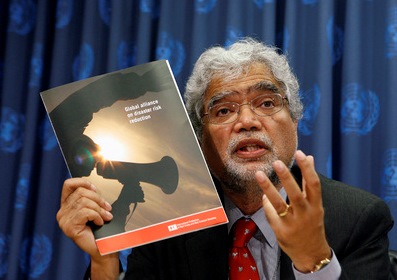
201, 93, 288, 125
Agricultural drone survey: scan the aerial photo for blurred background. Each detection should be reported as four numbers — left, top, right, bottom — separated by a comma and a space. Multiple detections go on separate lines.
1, 0, 396, 279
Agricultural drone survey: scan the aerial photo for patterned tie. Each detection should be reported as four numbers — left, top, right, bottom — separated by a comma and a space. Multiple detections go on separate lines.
229, 218, 260, 280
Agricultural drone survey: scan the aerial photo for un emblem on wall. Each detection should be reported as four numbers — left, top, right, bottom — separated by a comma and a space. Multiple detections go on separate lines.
225, 26, 243, 47
29, 43, 43, 88
340, 83, 380, 135
386, 7, 397, 58
8, 0, 36, 35
0, 107, 25, 153
326, 17, 344, 65
156, 32, 185, 76
73, 43, 94, 81
381, 149, 397, 202
140, 0, 160, 17
298, 84, 320, 136
195, 0, 217, 14
19, 234, 52, 278
99, 0, 111, 25
253, 0, 274, 9
56, 0, 73, 29
40, 118, 57, 151
0, 234, 10, 277
15, 163, 31, 210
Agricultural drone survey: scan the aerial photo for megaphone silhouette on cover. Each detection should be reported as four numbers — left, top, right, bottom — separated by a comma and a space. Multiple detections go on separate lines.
95, 156, 179, 235
96, 156, 179, 198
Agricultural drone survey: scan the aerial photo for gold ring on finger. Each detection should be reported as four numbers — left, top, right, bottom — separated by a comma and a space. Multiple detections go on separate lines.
279, 204, 291, 217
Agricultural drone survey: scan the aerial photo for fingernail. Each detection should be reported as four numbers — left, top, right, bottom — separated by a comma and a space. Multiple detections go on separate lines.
262, 194, 267, 201
273, 160, 285, 172
295, 150, 306, 160
106, 211, 113, 219
105, 201, 112, 211
90, 184, 97, 191
255, 171, 266, 183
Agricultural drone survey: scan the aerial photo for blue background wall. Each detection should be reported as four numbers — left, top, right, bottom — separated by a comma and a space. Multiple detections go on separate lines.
0, 0, 396, 279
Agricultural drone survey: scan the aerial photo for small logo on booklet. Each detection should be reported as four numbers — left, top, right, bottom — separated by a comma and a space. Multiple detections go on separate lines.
168, 224, 178, 231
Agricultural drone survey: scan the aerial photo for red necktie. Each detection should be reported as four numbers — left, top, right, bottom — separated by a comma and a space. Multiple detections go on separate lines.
229, 218, 260, 280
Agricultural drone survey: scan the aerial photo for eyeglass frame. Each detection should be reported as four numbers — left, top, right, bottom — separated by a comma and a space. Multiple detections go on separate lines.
201, 93, 289, 125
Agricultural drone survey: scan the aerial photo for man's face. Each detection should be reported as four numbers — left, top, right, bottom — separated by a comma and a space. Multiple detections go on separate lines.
200, 63, 298, 193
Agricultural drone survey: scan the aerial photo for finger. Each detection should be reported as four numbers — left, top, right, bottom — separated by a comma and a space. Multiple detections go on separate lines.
295, 151, 321, 204
256, 171, 288, 214
61, 178, 96, 204
66, 187, 113, 215
80, 205, 113, 226
58, 207, 108, 239
272, 160, 306, 208
59, 206, 100, 229
57, 194, 113, 232
76, 194, 113, 223
61, 178, 112, 212
301, 176, 307, 199
262, 194, 282, 225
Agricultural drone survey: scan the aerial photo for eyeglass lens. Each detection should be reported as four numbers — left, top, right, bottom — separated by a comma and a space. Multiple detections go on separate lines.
206, 94, 284, 124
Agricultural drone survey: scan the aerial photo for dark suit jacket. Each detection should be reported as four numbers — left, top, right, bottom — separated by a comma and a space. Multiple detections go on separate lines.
121, 167, 393, 279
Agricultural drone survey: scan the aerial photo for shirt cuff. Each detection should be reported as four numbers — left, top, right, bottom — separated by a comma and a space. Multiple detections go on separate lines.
292, 250, 342, 280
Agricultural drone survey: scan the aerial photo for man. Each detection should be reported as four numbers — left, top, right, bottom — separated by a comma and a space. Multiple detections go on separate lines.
57, 38, 393, 279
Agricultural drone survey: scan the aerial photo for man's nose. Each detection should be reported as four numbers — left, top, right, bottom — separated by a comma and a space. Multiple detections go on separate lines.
238, 104, 257, 119
234, 105, 262, 131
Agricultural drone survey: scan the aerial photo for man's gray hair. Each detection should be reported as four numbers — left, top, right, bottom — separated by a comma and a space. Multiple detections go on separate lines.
184, 38, 303, 140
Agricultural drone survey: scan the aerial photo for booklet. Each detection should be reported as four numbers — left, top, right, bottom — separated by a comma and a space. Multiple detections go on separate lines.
41, 60, 228, 255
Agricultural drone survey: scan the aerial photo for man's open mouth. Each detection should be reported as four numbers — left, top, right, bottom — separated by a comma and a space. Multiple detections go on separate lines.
234, 139, 269, 158
238, 144, 263, 152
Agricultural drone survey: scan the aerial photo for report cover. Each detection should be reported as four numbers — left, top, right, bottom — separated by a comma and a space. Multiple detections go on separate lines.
41, 60, 228, 255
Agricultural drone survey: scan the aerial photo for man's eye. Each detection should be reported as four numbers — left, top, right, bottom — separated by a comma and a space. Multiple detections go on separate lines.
260, 100, 275, 108
215, 107, 232, 117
